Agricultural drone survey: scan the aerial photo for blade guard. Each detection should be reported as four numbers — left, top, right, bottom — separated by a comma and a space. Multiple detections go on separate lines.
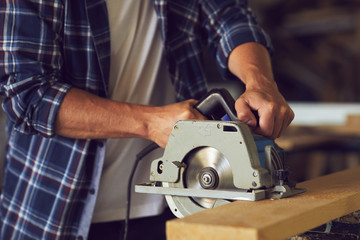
150, 88, 273, 189
149, 120, 273, 190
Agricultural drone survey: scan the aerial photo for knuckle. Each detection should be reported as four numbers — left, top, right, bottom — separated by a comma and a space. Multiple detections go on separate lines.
183, 108, 198, 120
266, 102, 276, 112
289, 109, 295, 121
237, 111, 249, 120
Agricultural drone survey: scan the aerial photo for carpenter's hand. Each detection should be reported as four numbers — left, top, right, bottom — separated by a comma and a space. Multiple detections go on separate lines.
235, 84, 294, 139
147, 99, 207, 148
228, 43, 294, 139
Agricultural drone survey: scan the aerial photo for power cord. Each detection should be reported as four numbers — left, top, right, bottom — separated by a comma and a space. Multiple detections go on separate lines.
123, 142, 159, 240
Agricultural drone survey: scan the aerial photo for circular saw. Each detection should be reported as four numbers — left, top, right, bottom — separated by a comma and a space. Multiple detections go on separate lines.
136, 89, 306, 218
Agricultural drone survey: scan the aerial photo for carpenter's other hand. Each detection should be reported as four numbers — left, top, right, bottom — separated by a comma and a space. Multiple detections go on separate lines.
147, 99, 207, 148
235, 84, 294, 139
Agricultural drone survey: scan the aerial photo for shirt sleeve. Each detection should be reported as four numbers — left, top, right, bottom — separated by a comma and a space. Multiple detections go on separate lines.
0, 1, 71, 137
199, 0, 273, 79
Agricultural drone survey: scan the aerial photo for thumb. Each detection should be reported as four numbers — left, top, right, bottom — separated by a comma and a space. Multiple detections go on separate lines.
235, 98, 257, 128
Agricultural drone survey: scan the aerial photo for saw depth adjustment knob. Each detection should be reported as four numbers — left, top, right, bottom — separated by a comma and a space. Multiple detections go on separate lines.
199, 167, 219, 189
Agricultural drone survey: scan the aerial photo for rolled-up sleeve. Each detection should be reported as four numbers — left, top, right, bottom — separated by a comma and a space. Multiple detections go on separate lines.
0, 0, 71, 137
200, 0, 273, 79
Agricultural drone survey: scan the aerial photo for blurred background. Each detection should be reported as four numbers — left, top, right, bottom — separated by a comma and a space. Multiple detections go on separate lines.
251, 0, 360, 103
249, 0, 360, 182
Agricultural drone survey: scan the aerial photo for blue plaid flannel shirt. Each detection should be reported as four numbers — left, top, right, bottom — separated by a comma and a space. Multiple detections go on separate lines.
0, 0, 271, 239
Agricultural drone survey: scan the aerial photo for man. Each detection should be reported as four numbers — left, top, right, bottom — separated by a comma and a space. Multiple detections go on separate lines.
0, 0, 293, 239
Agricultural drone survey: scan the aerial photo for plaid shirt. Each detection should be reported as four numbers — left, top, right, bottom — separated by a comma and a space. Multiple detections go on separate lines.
0, 0, 271, 239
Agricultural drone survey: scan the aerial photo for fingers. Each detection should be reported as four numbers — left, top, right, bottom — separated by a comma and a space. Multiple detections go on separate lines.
181, 99, 208, 120
148, 99, 207, 148
235, 97, 258, 128
235, 91, 294, 139
255, 103, 275, 137
253, 104, 294, 139
277, 106, 294, 137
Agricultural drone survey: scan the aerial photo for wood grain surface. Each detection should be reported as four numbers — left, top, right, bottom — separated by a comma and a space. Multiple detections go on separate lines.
166, 166, 360, 240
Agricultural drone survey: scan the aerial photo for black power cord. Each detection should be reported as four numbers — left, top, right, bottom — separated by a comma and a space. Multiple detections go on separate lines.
123, 142, 159, 240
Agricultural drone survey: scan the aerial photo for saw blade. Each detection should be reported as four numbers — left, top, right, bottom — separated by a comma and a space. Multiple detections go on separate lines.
183, 146, 235, 208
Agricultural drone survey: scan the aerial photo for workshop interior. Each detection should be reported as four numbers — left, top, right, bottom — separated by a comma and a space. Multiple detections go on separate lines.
197, 0, 360, 184
249, 0, 360, 182
0, 0, 359, 239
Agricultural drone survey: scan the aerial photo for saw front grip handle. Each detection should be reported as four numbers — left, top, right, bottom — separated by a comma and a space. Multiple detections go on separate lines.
194, 88, 239, 121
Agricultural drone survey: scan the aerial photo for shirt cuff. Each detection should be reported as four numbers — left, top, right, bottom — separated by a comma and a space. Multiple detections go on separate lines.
3, 73, 72, 137
31, 81, 71, 137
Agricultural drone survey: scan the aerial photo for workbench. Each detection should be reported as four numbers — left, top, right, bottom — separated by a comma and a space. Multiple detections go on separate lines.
166, 166, 360, 240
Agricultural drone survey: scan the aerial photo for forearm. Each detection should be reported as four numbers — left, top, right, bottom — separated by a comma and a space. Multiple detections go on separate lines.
228, 42, 276, 90
55, 88, 151, 140
54, 88, 205, 147
227, 42, 293, 139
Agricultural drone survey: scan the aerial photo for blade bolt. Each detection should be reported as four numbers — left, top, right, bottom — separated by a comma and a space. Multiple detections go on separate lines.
202, 174, 212, 185
199, 167, 219, 189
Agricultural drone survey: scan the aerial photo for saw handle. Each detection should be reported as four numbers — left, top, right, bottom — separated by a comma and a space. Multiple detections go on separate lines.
195, 88, 260, 124
194, 88, 239, 121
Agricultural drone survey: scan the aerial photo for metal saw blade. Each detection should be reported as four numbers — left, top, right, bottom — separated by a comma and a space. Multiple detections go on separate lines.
183, 146, 235, 209
163, 146, 236, 217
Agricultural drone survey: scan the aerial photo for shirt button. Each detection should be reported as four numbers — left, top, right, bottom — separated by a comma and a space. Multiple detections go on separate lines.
89, 188, 96, 195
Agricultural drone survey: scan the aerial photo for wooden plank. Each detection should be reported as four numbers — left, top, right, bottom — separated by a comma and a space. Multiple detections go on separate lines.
166, 167, 360, 240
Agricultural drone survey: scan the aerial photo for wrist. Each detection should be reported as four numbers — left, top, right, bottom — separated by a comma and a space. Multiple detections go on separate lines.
241, 65, 278, 91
